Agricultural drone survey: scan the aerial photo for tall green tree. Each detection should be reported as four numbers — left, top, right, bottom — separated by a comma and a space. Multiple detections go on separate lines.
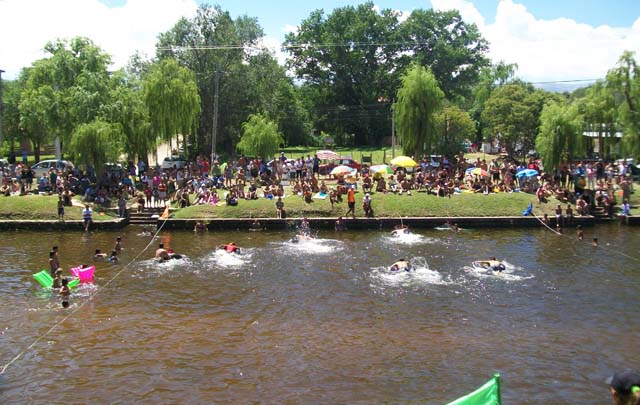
237, 113, 284, 159
284, 2, 401, 146
25, 37, 113, 149
69, 120, 123, 171
142, 58, 201, 157
470, 61, 518, 144
579, 81, 618, 159
400, 9, 489, 101
607, 51, 640, 158
481, 83, 549, 157
101, 71, 154, 162
18, 85, 54, 162
434, 105, 476, 157
1, 80, 25, 152
156, 4, 263, 155
536, 101, 583, 172
394, 65, 444, 157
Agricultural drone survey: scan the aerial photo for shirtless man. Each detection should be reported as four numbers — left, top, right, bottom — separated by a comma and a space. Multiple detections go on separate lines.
155, 243, 170, 261
390, 259, 412, 272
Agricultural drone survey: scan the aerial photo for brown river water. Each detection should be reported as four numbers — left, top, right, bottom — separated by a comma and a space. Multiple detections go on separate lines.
0, 224, 638, 404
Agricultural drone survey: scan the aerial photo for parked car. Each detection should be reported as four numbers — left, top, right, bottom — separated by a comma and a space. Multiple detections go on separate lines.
161, 155, 187, 171
31, 160, 75, 178
318, 158, 362, 176
104, 162, 126, 176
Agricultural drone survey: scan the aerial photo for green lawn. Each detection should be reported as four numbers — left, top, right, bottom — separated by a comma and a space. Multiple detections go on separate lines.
173, 189, 545, 219
0, 195, 118, 221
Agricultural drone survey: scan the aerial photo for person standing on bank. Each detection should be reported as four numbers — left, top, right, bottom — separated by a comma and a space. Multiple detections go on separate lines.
346, 187, 356, 219
82, 204, 93, 232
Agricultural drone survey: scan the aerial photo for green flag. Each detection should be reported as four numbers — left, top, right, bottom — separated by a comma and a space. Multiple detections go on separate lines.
446, 374, 501, 405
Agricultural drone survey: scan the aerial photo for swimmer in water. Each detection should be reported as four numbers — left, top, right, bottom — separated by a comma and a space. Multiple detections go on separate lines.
155, 243, 170, 261
114, 237, 123, 253
389, 259, 412, 272
109, 250, 118, 263
59, 278, 70, 308
218, 242, 240, 254
391, 225, 409, 237
194, 220, 207, 232
94, 249, 108, 259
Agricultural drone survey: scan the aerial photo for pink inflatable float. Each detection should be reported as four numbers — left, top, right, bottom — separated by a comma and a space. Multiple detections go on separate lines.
70, 265, 95, 283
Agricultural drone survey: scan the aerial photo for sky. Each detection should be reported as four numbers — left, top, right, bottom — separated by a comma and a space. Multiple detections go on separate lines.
1, 0, 639, 88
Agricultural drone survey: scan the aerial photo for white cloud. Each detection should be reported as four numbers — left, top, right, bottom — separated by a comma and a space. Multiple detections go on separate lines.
0, 0, 198, 79
282, 24, 299, 34
430, 0, 640, 83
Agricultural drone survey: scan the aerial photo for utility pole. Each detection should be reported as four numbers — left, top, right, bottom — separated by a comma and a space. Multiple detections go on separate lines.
391, 100, 396, 159
210, 63, 220, 165
0, 69, 5, 146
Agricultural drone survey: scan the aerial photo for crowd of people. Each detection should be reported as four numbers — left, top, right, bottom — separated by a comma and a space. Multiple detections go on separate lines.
0, 150, 636, 222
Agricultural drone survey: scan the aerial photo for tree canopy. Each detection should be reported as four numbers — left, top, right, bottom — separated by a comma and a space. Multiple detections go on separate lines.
394, 65, 444, 157
142, 58, 201, 155
536, 101, 583, 171
237, 113, 284, 159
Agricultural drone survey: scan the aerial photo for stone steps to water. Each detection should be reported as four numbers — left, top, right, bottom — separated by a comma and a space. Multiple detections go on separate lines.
128, 207, 165, 225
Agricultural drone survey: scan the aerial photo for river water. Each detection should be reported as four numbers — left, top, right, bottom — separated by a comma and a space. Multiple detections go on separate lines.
0, 224, 638, 403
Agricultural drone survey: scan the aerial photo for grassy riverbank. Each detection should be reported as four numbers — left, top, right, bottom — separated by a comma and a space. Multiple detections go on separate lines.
0, 195, 118, 221
173, 190, 553, 219
0, 184, 636, 221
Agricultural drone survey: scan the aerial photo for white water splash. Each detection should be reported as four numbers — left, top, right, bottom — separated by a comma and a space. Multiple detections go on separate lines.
463, 260, 533, 281
369, 257, 450, 288
203, 249, 253, 268
280, 237, 344, 255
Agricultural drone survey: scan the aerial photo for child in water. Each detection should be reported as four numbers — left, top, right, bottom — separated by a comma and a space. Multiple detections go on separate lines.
109, 250, 118, 263
52, 269, 63, 289
114, 237, 123, 253
94, 249, 108, 258
59, 278, 70, 308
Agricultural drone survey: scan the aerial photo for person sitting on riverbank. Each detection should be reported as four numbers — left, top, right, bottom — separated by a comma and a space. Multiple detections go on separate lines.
225, 189, 238, 206
362, 175, 372, 193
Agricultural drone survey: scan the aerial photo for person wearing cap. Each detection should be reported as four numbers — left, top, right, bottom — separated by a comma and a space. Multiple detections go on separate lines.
607, 369, 640, 404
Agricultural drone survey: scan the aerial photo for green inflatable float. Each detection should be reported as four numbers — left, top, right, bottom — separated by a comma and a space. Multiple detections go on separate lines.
33, 270, 80, 289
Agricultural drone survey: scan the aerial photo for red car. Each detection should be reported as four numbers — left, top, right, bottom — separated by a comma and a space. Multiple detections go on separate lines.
318, 158, 362, 175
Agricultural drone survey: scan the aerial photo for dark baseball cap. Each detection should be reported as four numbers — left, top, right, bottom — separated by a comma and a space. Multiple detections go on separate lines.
606, 369, 640, 394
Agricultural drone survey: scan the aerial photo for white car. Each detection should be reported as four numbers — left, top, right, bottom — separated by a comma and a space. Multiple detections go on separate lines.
31, 160, 75, 178
161, 156, 187, 171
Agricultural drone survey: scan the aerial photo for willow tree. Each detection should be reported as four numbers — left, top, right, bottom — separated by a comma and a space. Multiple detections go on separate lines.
394, 65, 444, 157
607, 51, 640, 159
142, 58, 200, 157
536, 101, 583, 172
237, 113, 283, 159
69, 120, 123, 171
580, 81, 618, 159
